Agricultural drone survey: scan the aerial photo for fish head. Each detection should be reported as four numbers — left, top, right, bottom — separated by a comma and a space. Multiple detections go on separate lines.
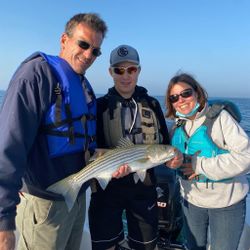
146, 144, 177, 164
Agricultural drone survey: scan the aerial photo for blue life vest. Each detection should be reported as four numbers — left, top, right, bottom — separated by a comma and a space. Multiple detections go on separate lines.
38, 52, 96, 158
172, 101, 241, 183
172, 124, 228, 182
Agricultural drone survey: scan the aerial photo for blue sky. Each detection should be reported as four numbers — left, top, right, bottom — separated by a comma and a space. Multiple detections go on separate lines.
1, 0, 250, 98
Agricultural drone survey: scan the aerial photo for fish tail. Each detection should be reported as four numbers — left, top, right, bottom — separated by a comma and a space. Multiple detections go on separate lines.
47, 177, 81, 211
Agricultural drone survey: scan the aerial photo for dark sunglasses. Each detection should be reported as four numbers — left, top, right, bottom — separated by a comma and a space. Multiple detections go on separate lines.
77, 40, 102, 57
111, 65, 140, 75
169, 88, 193, 103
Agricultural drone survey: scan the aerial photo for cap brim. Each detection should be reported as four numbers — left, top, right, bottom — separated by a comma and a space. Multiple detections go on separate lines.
111, 59, 140, 67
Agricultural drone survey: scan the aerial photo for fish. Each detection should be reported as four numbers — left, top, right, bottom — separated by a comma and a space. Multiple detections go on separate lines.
47, 138, 177, 211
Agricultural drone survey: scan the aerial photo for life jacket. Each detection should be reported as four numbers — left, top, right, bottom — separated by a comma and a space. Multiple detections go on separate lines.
102, 95, 162, 148
37, 52, 96, 158
171, 100, 241, 183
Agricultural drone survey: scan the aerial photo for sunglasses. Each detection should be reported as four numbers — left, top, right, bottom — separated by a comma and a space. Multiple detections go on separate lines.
111, 65, 140, 75
77, 40, 102, 57
169, 88, 193, 103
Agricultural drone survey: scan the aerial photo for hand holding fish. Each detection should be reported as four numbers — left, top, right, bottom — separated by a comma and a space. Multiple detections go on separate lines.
112, 164, 131, 178
47, 138, 177, 211
165, 149, 183, 169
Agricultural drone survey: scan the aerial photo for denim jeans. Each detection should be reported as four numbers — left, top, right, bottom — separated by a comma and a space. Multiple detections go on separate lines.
182, 198, 246, 250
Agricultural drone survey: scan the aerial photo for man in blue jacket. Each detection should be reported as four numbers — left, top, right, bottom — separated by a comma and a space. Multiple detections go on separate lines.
0, 13, 109, 250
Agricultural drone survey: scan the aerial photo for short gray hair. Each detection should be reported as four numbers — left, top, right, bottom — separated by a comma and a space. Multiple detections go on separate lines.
65, 13, 108, 38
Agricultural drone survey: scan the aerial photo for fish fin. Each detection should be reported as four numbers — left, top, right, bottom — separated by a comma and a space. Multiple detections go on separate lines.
116, 137, 134, 148
135, 170, 147, 182
133, 173, 140, 183
96, 177, 111, 190
89, 148, 111, 162
47, 176, 81, 211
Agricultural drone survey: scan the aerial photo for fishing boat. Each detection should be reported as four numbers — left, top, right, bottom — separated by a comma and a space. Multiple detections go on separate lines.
80, 190, 250, 250
13, 184, 250, 249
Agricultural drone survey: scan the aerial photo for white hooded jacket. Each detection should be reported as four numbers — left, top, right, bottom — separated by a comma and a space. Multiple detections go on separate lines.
177, 104, 250, 208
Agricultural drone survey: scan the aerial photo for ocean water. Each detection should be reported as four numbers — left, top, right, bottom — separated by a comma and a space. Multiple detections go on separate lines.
0, 90, 5, 105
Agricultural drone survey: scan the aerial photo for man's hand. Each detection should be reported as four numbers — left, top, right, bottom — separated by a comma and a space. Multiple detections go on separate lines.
0, 231, 15, 250
112, 164, 131, 178
165, 150, 183, 169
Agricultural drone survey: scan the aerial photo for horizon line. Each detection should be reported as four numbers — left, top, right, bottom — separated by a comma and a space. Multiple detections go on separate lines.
0, 90, 249, 100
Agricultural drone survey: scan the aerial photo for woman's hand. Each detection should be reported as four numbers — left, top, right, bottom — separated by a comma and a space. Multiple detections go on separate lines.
165, 150, 183, 169
179, 162, 199, 180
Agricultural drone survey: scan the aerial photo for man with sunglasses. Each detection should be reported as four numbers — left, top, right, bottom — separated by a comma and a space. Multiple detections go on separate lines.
0, 13, 109, 250
88, 45, 182, 250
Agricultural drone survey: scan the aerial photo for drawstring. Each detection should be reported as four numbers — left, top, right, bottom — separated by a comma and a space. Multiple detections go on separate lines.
129, 98, 138, 134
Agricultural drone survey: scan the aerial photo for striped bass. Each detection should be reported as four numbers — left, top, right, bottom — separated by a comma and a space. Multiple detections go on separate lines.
47, 138, 177, 210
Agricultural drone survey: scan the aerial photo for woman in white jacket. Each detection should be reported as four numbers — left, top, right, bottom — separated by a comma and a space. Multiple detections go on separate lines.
165, 73, 250, 250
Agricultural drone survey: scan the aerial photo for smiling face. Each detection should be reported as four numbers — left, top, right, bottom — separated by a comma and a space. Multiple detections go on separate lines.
109, 61, 141, 99
169, 82, 198, 119
59, 23, 103, 74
